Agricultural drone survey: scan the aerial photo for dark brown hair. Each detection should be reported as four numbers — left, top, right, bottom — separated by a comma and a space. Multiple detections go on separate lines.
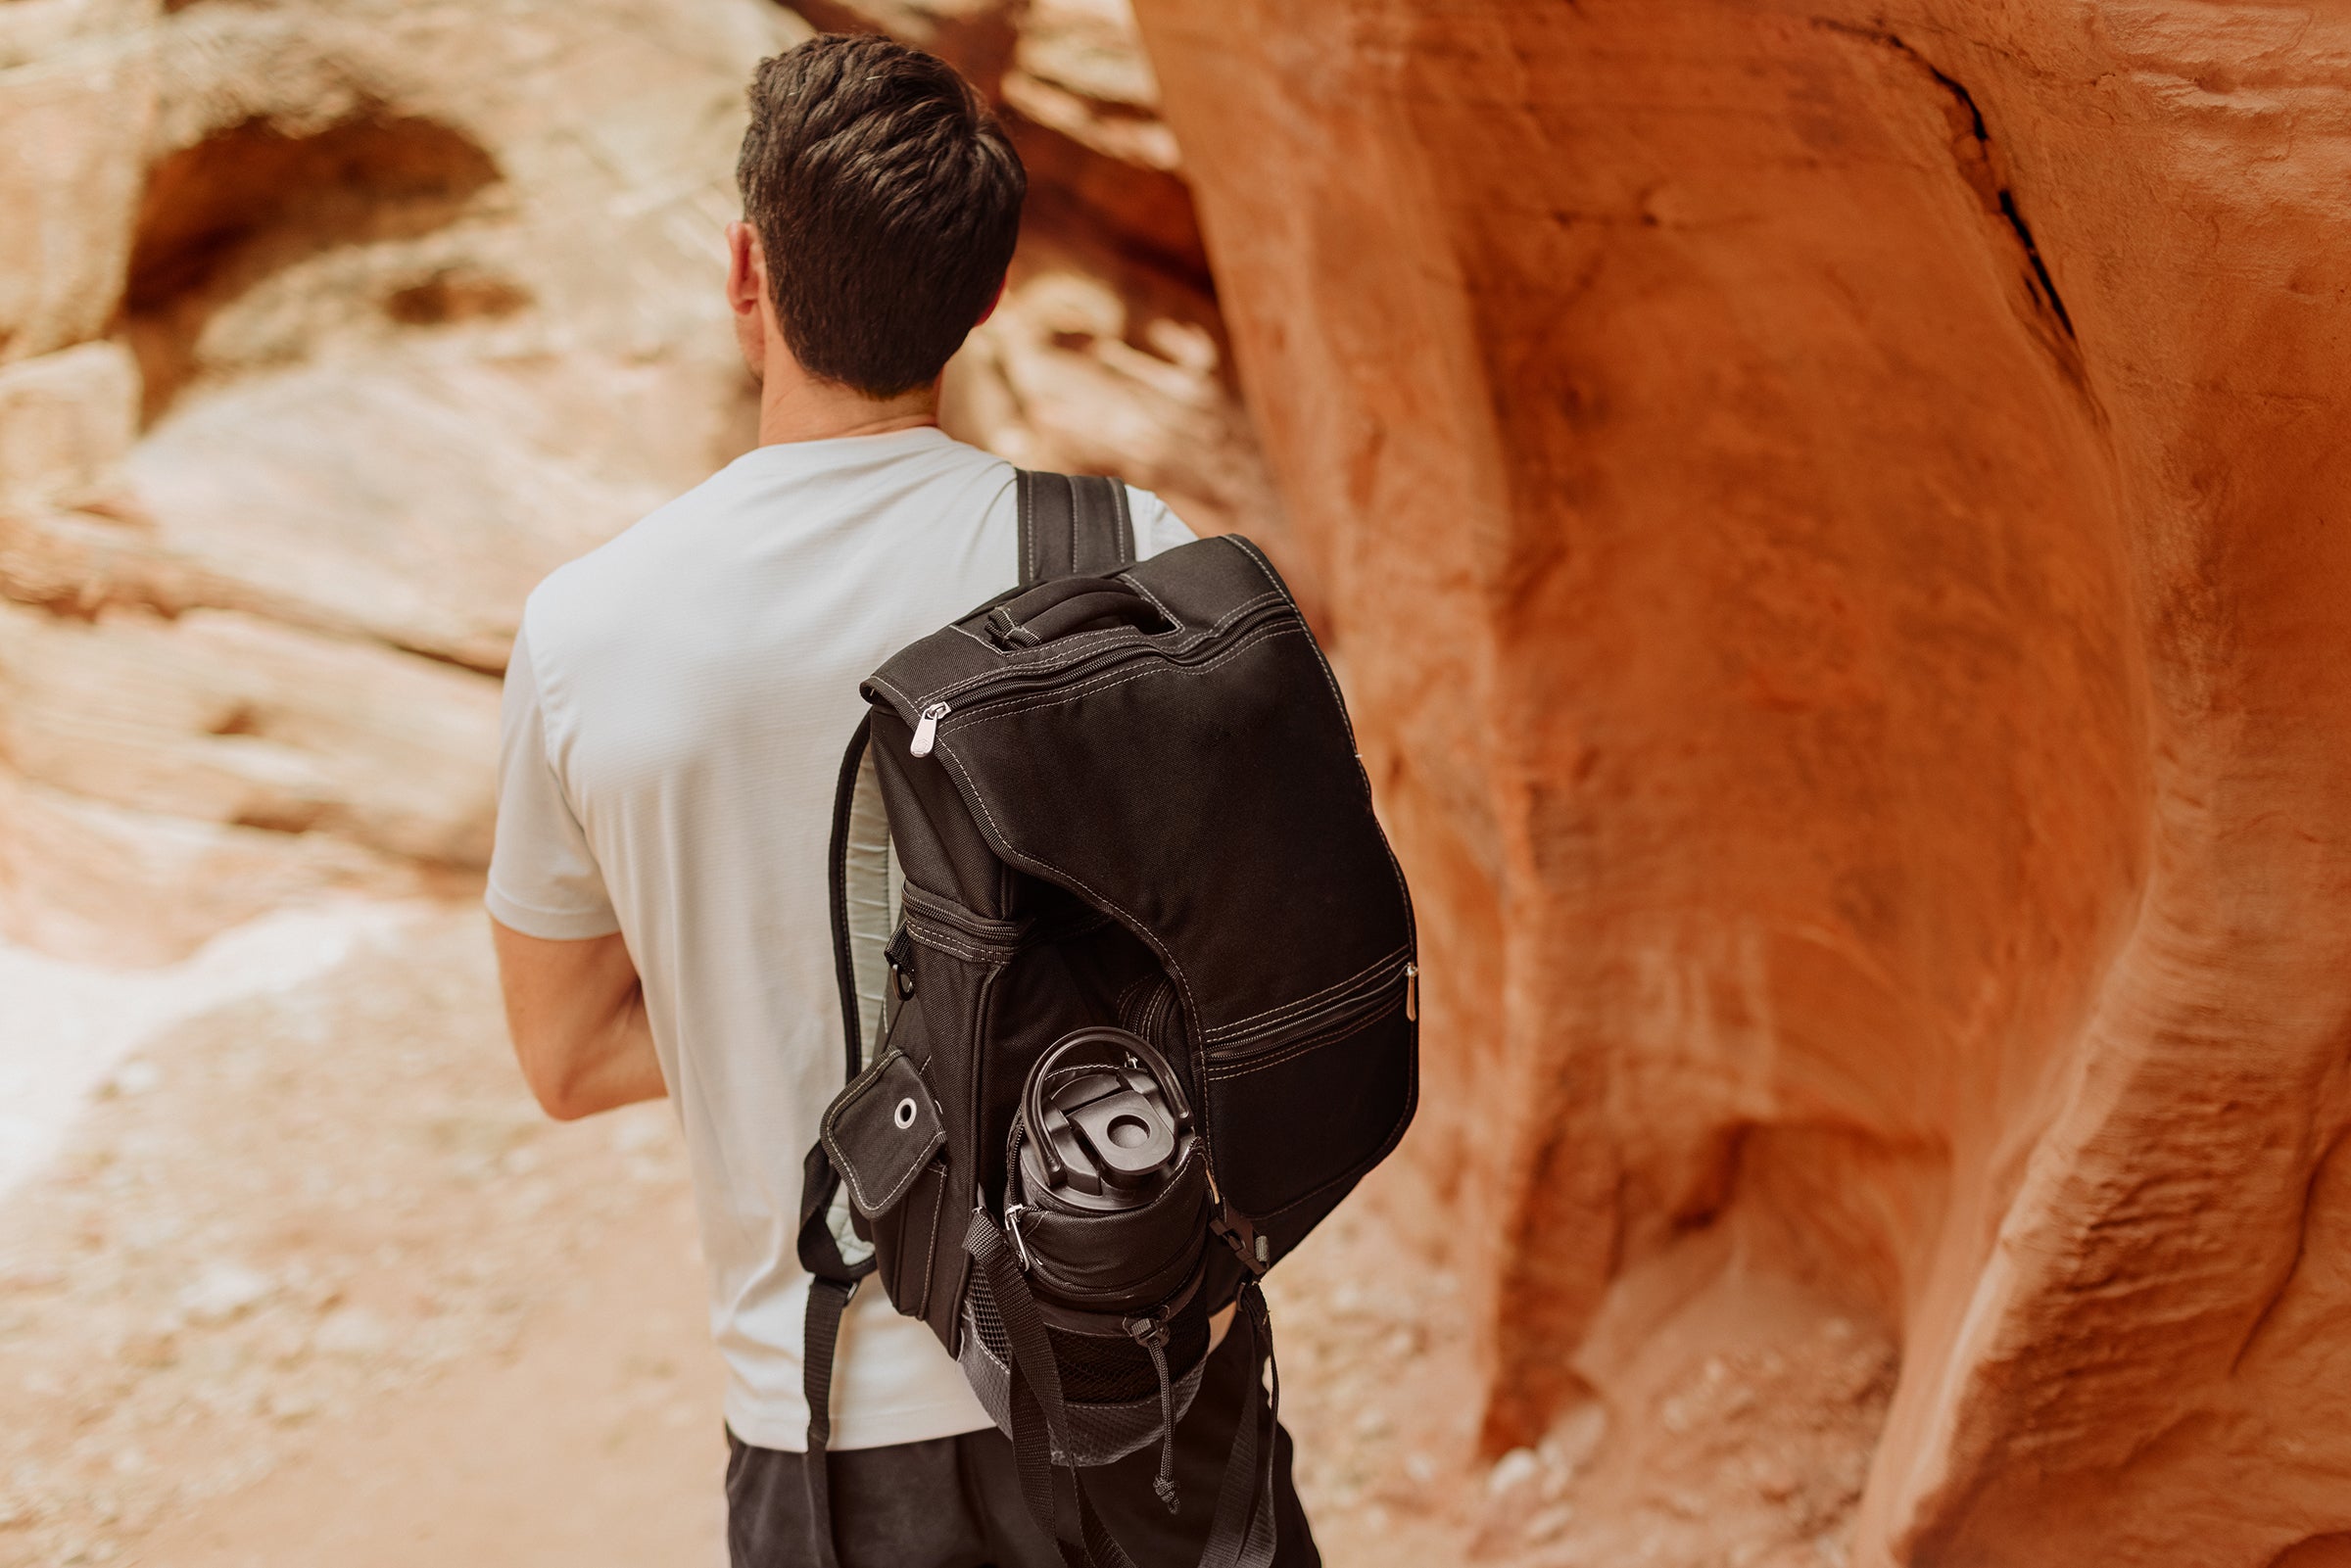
736, 34, 1025, 399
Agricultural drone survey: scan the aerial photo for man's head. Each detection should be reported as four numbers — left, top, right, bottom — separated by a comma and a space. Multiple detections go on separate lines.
733, 33, 1025, 401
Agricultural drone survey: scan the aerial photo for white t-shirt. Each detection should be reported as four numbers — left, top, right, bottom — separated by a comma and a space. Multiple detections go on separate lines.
486, 427, 1193, 1450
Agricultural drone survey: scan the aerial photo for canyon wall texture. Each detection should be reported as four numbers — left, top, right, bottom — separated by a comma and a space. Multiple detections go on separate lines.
0, 0, 1271, 965
1129, 1, 2351, 1564
15, 0, 2351, 1562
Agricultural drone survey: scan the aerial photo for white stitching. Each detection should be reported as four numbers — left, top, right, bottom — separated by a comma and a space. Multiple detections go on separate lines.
1225, 536, 1419, 959
936, 746, 1210, 1036
951, 623, 1303, 731
912, 1162, 942, 1314
903, 926, 995, 965
845, 1128, 943, 1213
827, 1066, 947, 1213
867, 673, 922, 717
1202, 950, 1407, 1041
1205, 1002, 1400, 1080
1021, 471, 1037, 584
1200, 947, 1411, 1042
1109, 479, 1135, 567
901, 882, 1028, 942
918, 589, 1285, 710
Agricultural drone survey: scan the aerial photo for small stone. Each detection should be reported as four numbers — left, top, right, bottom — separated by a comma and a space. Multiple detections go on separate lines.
1543, 1401, 1609, 1476
107, 1060, 161, 1097
266, 1387, 321, 1424
612, 1114, 666, 1154
312, 1306, 390, 1359
1527, 1503, 1576, 1542
1487, 1447, 1542, 1497
179, 1261, 272, 1325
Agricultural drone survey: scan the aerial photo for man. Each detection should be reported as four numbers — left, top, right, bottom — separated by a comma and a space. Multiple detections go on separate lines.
484, 33, 1319, 1568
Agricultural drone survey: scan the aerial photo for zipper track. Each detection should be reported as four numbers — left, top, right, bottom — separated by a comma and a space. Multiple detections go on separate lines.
1203, 956, 1414, 1066
915, 598, 1293, 748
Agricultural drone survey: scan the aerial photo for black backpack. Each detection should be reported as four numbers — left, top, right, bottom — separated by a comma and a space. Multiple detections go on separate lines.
797, 471, 1418, 1567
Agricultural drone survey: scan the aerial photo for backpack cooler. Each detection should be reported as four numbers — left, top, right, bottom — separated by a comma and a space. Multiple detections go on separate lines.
797, 472, 1417, 1568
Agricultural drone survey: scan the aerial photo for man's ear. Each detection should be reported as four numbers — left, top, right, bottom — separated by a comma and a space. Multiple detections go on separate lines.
726, 220, 767, 376
975, 272, 1009, 329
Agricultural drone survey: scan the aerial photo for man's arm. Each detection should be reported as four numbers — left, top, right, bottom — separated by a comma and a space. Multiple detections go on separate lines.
490, 919, 666, 1121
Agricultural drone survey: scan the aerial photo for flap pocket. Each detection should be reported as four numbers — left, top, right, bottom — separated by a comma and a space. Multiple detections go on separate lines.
822, 1052, 946, 1218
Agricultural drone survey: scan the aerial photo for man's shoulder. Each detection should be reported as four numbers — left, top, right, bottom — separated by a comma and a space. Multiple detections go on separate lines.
520, 456, 768, 660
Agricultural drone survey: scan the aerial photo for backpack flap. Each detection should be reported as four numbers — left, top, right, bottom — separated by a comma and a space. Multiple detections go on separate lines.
822, 1051, 946, 1219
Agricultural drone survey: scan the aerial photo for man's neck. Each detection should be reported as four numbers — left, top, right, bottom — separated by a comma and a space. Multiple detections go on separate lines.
756, 359, 939, 447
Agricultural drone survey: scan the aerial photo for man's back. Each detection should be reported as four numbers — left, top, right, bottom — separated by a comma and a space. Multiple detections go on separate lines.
487, 427, 1191, 1450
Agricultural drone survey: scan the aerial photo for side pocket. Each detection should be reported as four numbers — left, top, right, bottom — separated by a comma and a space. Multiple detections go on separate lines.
821, 1050, 952, 1322
822, 1051, 945, 1217
1199, 956, 1416, 1241
879, 1159, 948, 1321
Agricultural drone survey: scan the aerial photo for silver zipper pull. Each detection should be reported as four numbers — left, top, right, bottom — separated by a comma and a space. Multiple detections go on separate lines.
1405, 962, 1418, 1022
908, 701, 951, 758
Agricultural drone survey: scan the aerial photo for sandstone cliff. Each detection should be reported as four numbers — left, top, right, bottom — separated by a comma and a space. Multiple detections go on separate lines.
1131, 2, 2351, 1563
13, 0, 2351, 1562
0, 0, 1272, 963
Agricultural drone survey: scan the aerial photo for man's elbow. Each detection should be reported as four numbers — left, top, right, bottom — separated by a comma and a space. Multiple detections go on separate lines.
529, 1080, 600, 1123
516, 1046, 603, 1122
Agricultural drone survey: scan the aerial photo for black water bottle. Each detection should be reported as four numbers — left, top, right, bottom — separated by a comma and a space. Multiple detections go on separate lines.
1004, 1026, 1214, 1501
1007, 1027, 1209, 1315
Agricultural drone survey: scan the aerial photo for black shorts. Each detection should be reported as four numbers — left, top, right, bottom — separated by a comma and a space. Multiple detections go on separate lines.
726, 1322, 1321, 1568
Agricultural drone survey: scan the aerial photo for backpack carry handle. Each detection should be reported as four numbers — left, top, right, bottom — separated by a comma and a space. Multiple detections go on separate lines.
986, 576, 1163, 648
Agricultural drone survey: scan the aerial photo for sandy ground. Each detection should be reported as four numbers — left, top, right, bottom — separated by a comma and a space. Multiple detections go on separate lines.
0, 909, 723, 1568
0, 904, 1480, 1567
0, 899, 1885, 1567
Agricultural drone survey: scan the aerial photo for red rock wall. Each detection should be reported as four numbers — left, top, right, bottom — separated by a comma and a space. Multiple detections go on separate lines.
1130, 2, 2351, 1563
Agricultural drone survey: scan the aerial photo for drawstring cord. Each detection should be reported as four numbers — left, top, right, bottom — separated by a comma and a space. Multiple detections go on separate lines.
1131, 1315, 1179, 1513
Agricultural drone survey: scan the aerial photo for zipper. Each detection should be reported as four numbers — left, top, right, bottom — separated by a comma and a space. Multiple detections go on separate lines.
902, 598, 1291, 758
1204, 954, 1415, 1066
909, 701, 951, 758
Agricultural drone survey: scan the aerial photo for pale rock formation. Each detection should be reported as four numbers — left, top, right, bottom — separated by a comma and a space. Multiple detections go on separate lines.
0, 0, 1273, 964
0, 343, 140, 508
0, 1, 155, 364
1, 0, 801, 956
1132, 1, 2351, 1564
0, 602, 500, 864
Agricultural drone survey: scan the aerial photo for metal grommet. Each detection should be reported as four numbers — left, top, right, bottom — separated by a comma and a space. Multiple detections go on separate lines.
894, 1096, 918, 1130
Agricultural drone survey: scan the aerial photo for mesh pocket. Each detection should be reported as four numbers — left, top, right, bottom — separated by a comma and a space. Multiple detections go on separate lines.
1051, 1307, 1210, 1406
958, 1284, 1210, 1466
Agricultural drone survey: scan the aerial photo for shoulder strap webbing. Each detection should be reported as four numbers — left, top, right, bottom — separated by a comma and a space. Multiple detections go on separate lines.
1018, 471, 1134, 587
826, 714, 875, 1081
965, 1212, 1280, 1568
803, 715, 882, 1568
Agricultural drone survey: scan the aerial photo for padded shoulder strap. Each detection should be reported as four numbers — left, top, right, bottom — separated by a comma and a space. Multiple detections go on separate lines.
1018, 470, 1134, 586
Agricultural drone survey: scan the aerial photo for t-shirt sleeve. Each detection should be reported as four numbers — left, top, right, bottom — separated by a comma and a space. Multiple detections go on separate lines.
485, 624, 621, 940
1124, 485, 1198, 561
